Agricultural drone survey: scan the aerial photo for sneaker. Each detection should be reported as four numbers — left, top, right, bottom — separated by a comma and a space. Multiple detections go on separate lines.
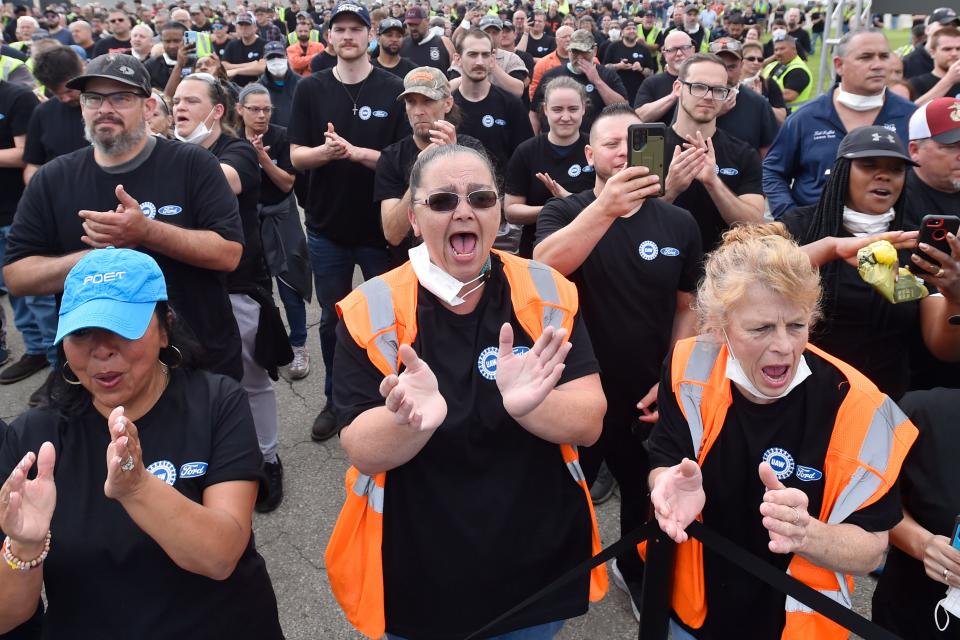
590, 461, 617, 505
0, 353, 49, 385
27, 370, 56, 409
311, 402, 337, 442
288, 346, 310, 380
255, 457, 284, 513
610, 560, 641, 621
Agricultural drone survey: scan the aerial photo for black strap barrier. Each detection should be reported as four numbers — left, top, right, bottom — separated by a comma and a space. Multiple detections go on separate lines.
464, 519, 904, 640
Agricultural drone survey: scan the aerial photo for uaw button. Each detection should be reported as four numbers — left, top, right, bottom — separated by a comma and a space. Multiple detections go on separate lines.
762, 447, 795, 481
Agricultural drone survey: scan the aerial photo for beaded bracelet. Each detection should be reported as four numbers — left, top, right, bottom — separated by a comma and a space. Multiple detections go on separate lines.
2, 531, 51, 572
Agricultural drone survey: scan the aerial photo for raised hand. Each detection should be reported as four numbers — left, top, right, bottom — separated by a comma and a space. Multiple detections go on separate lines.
379, 344, 447, 432
758, 461, 812, 554
0, 442, 56, 554
495, 323, 570, 419
651, 458, 705, 543
79, 184, 149, 249
104, 406, 148, 500
535, 172, 572, 199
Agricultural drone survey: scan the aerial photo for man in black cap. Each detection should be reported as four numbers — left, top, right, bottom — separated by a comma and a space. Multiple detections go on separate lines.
903, 8, 960, 80
3, 54, 246, 383
371, 17, 417, 78
400, 5, 453, 72
602, 19, 656, 103
288, 2, 408, 441
258, 40, 300, 127
223, 11, 266, 86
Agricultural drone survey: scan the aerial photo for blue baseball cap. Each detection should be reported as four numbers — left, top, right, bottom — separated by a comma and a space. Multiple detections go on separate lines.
55, 248, 168, 344
330, 1, 371, 27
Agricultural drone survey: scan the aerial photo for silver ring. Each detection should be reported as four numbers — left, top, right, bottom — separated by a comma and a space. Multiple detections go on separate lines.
790, 507, 801, 525
120, 456, 135, 472
937, 268, 946, 278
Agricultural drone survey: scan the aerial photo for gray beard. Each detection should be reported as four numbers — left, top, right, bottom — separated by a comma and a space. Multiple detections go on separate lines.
84, 120, 147, 157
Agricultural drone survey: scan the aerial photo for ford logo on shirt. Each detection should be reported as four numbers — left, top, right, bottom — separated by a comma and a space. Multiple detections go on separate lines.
795, 465, 823, 482
659, 247, 680, 257
717, 167, 739, 176
179, 462, 209, 479
372, 110, 388, 118
158, 205, 182, 216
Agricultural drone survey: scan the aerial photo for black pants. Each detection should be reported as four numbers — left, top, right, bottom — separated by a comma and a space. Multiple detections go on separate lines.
579, 398, 652, 597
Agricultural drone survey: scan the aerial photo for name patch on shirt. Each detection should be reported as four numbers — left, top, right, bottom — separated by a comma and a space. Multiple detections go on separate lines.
812, 129, 836, 141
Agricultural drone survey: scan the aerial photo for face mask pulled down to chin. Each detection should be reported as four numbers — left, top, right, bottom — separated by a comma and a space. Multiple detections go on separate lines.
408, 242, 490, 307
722, 330, 811, 402
175, 106, 216, 145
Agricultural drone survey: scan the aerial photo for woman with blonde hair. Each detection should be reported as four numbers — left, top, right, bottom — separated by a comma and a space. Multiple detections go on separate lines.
647, 222, 918, 640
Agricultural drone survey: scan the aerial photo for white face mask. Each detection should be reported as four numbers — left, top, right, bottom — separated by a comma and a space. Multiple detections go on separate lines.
408, 242, 489, 307
723, 331, 812, 402
175, 106, 216, 144
266, 58, 288, 76
936, 585, 960, 631
842, 206, 895, 236
836, 87, 885, 111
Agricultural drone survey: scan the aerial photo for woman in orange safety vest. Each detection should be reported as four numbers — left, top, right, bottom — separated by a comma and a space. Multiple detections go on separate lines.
325, 144, 608, 639
646, 223, 918, 640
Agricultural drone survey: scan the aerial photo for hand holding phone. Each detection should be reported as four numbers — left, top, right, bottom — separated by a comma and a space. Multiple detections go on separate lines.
627, 123, 665, 198
909, 215, 960, 276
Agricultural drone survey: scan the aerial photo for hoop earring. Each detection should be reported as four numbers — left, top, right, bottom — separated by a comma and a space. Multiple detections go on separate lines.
61, 362, 82, 386
159, 345, 183, 369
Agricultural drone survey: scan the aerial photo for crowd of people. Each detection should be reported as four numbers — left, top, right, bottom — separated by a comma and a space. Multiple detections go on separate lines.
0, 0, 958, 637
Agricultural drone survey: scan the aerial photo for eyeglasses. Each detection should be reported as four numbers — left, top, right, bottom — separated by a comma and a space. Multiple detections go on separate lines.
79, 91, 142, 109
413, 190, 499, 212
662, 44, 693, 55
743, 55, 763, 62
242, 105, 272, 114
681, 80, 736, 100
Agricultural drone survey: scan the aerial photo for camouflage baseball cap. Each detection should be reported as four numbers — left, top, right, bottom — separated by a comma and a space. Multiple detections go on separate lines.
397, 66, 450, 101
568, 28, 596, 51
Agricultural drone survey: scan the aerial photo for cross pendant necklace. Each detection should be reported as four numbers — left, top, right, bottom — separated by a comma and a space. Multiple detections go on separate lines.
335, 68, 370, 118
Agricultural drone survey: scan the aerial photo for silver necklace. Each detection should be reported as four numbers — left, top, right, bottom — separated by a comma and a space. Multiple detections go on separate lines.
334, 67, 371, 117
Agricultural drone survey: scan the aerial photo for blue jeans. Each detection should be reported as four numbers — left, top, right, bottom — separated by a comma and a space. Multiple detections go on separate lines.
670, 620, 699, 640
387, 620, 564, 640
307, 232, 389, 400
811, 31, 823, 55
276, 278, 307, 348
0, 226, 58, 367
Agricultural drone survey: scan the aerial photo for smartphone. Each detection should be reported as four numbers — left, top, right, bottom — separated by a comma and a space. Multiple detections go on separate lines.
627, 123, 666, 197
952, 515, 960, 551
909, 214, 960, 276
184, 30, 198, 47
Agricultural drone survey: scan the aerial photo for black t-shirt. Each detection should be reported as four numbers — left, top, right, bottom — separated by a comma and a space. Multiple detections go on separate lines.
333, 256, 598, 639
209, 134, 267, 291
223, 37, 266, 86
0, 369, 283, 639
910, 71, 960, 101
454, 84, 534, 173
144, 55, 176, 90
0, 81, 36, 223
601, 39, 657, 104
212, 36, 230, 60
782, 208, 920, 400
398, 34, 451, 73
373, 133, 485, 265
902, 46, 934, 80
370, 55, 418, 79
504, 132, 595, 257
535, 189, 702, 401
873, 389, 960, 639
93, 35, 132, 56
287, 67, 408, 246
6, 138, 244, 381
787, 26, 811, 57
648, 348, 902, 639
308, 48, 338, 73
716, 85, 779, 150
633, 70, 676, 110
22, 96, 87, 166
257, 124, 294, 206
526, 32, 556, 57
532, 64, 629, 134
664, 126, 763, 252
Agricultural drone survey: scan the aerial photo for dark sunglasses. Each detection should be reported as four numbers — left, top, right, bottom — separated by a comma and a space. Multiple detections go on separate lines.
414, 190, 499, 212
743, 55, 763, 62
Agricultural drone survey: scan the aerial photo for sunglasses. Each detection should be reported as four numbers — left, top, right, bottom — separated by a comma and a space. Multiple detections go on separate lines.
743, 55, 763, 62
413, 190, 499, 212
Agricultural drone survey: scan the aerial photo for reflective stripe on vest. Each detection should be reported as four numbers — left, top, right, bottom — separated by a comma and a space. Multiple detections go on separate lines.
642, 25, 661, 44
326, 250, 607, 639
196, 32, 213, 58
0, 56, 24, 81
763, 56, 812, 108
662, 336, 918, 638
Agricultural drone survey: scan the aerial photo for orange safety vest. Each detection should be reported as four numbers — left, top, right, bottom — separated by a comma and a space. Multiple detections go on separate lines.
325, 250, 608, 639
642, 336, 917, 639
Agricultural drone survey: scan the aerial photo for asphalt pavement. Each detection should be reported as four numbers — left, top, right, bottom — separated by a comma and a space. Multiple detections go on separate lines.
0, 290, 878, 640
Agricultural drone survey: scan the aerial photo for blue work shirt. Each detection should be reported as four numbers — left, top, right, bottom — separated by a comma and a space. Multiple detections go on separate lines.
762, 90, 917, 218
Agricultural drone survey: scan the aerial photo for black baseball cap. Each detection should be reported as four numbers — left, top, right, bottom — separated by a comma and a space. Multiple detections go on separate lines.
66, 53, 152, 97
928, 7, 959, 26
264, 41, 287, 58
378, 16, 404, 34
836, 126, 919, 166
330, 1, 371, 27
